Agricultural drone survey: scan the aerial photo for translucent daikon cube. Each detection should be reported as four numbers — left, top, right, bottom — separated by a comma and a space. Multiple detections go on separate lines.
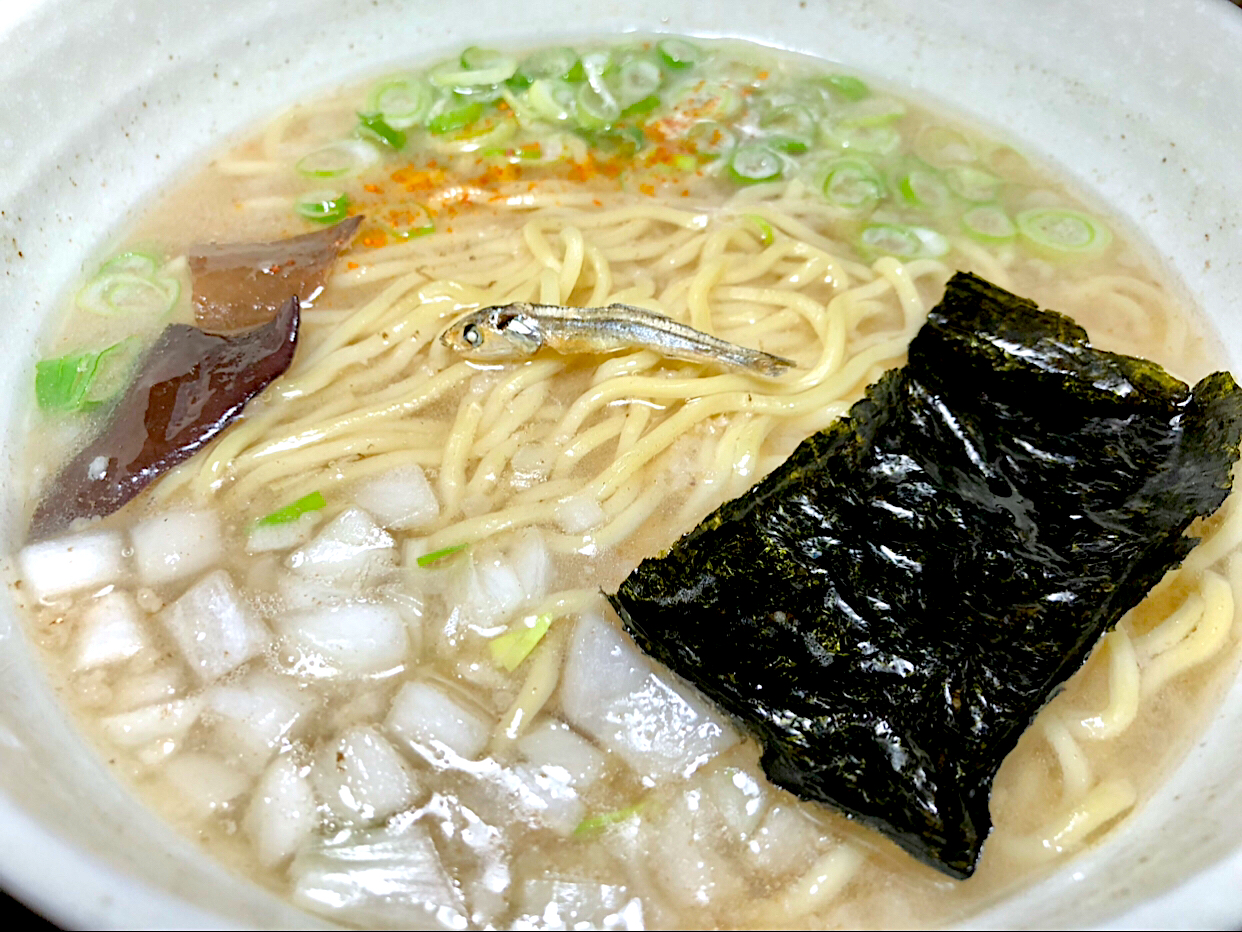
245, 754, 316, 869
313, 725, 420, 824
161, 570, 269, 683
18, 530, 125, 600
386, 681, 490, 761
130, 509, 222, 585
74, 590, 148, 671
353, 464, 440, 530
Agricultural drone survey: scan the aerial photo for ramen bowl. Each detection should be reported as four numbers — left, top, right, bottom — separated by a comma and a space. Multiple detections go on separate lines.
1, 0, 1241, 927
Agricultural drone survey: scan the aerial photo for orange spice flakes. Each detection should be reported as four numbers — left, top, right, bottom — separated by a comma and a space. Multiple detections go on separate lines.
358, 229, 388, 250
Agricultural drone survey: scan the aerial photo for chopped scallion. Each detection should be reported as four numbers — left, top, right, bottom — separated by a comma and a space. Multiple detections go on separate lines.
526, 78, 576, 123
961, 205, 1017, 244
824, 73, 870, 101
822, 157, 885, 209
35, 337, 138, 413
575, 82, 621, 130
430, 51, 517, 88
685, 120, 735, 160
728, 143, 783, 184
295, 139, 380, 179
76, 266, 180, 318
657, 38, 702, 70
511, 47, 580, 89
417, 542, 469, 567
744, 214, 775, 246
574, 802, 645, 838
356, 111, 406, 150
489, 613, 553, 671
381, 202, 435, 239
897, 167, 952, 211
255, 491, 327, 528
365, 76, 433, 129
859, 223, 950, 260
1016, 208, 1112, 256
427, 100, 485, 135
945, 165, 1000, 203
295, 190, 351, 225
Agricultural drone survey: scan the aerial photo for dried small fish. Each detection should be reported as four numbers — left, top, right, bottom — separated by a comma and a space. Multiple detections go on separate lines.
440, 302, 795, 376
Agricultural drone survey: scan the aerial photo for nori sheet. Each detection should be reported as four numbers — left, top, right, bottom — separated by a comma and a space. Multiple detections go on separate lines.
608, 272, 1242, 879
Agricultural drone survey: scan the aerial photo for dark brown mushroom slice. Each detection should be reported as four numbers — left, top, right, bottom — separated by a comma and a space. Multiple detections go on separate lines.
28, 297, 300, 542
189, 215, 361, 331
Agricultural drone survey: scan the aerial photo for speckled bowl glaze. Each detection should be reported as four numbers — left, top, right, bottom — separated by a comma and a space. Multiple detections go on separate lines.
0, 0, 1240, 927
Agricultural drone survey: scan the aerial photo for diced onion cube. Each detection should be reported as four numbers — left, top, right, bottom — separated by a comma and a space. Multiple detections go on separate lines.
130, 509, 222, 585
386, 681, 490, 760
74, 589, 148, 670
18, 530, 125, 600
161, 569, 268, 683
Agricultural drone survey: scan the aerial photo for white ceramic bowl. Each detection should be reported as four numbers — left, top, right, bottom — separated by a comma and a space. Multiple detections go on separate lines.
2, 0, 1241, 927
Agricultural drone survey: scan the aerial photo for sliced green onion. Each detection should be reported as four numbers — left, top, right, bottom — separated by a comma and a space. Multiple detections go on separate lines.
1016, 208, 1113, 256
35, 338, 138, 413
824, 73, 870, 101
685, 120, 735, 160
577, 125, 646, 157
620, 94, 661, 118
295, 190, 351, 225
490, 613, 553, 671
356, 111, 406, 150
822, 157, 885, 209
99, 252, 159, 277
77, 272, 179, 318
511, 47, 580, 89
256, 491, 327, 528
575, 82, 621, 130
427, 100, 484, 135
913, 125, 976, 168
575, 802, 645, 838
896, 167, 952, 211
832, 123, 901, 156
838, 96, 907, 127
657, 38, 702, 70
743, 214, 775, 246
429, 52, 517, 88
859, 223, 950, 260
961, 205, 1017, 244
365, 76, 434, 129
526, 78, 576, 122
431, 113, 518, 153
728, 143, 783, 184
945, 165, 1000, 203
417, 543, 469, 567
670, 81, 743, 122
380, 202, 435, 239
295, 139, 380, 179
765, 135, 809, 155
615, 59, 662, 108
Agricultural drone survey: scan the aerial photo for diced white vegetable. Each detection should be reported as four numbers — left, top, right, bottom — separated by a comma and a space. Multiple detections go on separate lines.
244, 755, 316, 869
554, 494, 607, 534
291, 819, 467, 930
517, 719, 606, 789
246, 512, 321, 554
511, 877, 644, 931
130, 509, 222, 585
353, 464, 440, 530
161, 570, 269, 683
649, 792, 745, 910
205, 670, 310, 768
101, 695, 204, 748
502, 762, 585, 836
73, 590, 147, 671
704, 764, 769, 839
288, 507, 396, 586
313, 725, 419, 824
278, 602, 409, 677
386, 681, 490, 761
509, 529, 551, 598
163, 751, 252, 820
560, 615, 738, 781
110, 666, 184, 711
744, 803, 827, 878
446, 531, 552, 635
18, 530, 125, 600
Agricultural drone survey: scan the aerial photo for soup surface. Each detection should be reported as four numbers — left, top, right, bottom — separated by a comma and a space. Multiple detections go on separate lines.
9, 37, 1242, 930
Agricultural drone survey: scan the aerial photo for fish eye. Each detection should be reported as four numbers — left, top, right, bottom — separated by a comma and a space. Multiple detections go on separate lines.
462, 323, 482, 346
